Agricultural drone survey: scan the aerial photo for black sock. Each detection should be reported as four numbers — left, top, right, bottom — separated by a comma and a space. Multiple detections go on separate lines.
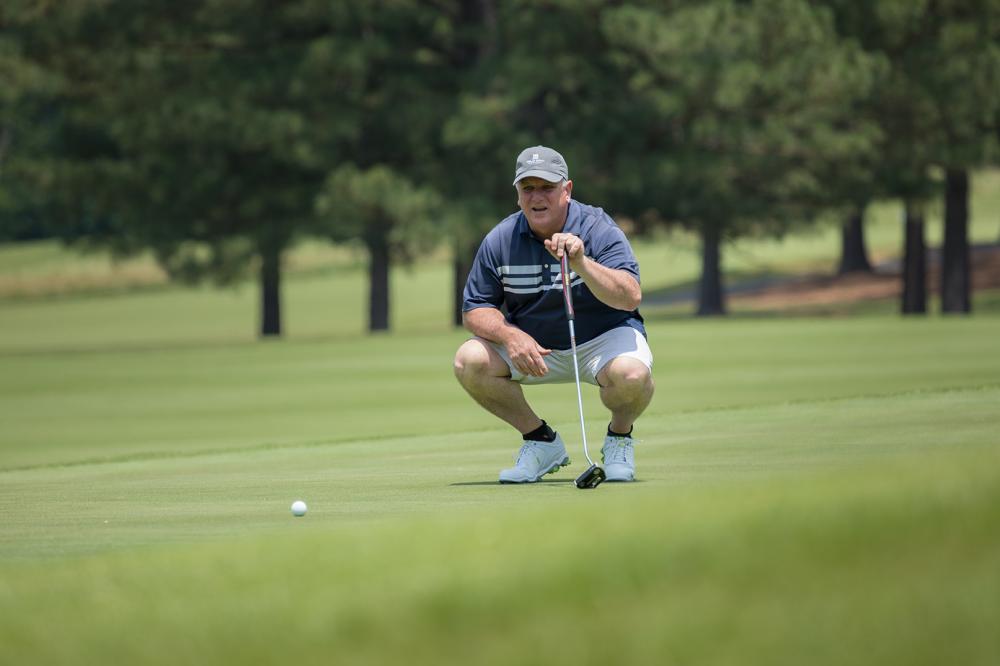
523, 420, 556, 442
607, 424, 633, 438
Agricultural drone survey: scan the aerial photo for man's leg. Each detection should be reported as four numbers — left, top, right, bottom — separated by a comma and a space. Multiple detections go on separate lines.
453, 338, 542, 434
596, 355, 653, 482
597, 356, 654, 435
454, 339, 569, 483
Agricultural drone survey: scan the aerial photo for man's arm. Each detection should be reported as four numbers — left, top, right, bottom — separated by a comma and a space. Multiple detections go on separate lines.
573, 256, 641, 311
463, 307, 551, 377
545, 233, 641, 311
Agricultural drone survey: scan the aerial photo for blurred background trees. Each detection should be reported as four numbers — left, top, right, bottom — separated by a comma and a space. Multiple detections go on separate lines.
604, 0, 884, 315
822, 0, 1000, 314
2, 0, 998, 333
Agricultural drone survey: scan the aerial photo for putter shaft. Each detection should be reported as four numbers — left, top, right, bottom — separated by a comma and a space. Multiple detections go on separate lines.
561, 253, 595, 467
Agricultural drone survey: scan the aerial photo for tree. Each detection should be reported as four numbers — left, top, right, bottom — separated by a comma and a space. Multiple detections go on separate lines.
941, 168, 970, 312
838, 207, 874, 274
603, 0, 881, 314
438, 0, 500, 328
823, 0, 1000, 315
0, 4, 82, 242
902, 200, 928, 314
5, 0, 363, 337
929, 3, 1000, 312
308, 2, 458, 332
316, 165, 439, 332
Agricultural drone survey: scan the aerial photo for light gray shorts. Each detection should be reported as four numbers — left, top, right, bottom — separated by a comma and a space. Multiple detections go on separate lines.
487, 325, 653, 386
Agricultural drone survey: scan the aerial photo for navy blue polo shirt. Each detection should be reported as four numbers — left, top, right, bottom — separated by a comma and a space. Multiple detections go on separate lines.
463, 199, 646, 350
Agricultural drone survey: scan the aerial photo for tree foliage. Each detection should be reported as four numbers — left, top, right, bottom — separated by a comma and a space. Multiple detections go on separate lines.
603, 0, 883, 313
316, 164, 440, 331
823, 0, 1000, 314
2, 0, 999, 330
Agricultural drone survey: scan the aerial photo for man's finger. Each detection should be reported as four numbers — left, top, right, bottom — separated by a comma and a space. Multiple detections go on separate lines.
526, 354, 540, 376
529, 351, 548, 376
515, 350, 543, 376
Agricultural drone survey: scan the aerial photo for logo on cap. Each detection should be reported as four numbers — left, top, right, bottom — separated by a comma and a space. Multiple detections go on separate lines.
526, 153, 544, 165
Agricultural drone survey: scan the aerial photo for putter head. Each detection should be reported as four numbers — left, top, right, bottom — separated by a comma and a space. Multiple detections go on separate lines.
575, 464, 606, 489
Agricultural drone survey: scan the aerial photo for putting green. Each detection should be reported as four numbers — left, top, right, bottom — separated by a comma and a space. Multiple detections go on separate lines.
1, 310, 998, 664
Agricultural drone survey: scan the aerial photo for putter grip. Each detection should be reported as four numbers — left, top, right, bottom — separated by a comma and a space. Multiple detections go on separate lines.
560, 253, 575, 320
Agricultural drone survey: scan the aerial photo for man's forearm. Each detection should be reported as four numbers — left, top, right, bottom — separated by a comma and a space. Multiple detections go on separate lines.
463, 306, 519, 345
575, 256, 642, 311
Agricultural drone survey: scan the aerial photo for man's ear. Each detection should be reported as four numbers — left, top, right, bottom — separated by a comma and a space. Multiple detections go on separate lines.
564, 179, 573, 197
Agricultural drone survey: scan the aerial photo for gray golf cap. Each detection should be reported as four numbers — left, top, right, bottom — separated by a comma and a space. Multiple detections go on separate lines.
513, 146, 569, 185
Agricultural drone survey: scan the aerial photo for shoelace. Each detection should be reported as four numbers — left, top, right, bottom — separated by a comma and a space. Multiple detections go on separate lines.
513, 443, 539, 467
606, 439, 632, 464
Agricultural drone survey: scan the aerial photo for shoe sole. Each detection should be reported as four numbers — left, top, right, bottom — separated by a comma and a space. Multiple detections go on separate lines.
498, 456, 570, 484
604, 465, 635, 482
602, 452, 635, 482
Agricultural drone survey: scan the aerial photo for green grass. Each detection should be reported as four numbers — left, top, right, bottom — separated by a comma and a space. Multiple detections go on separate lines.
2, 312, 999, 664
1, 171, 999, 664
2, 438, 998, 665
3, 318, 998, 471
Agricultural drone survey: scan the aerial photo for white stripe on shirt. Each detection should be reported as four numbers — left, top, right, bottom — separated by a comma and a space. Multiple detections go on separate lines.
498, 265, 543, 275
502, 276, 544, 286
502, 277, 584, 294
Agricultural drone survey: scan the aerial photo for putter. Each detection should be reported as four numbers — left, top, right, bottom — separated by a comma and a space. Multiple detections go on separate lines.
560, 252, 606, 490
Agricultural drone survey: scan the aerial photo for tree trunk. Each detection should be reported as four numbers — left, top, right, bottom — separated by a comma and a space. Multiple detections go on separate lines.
837, 206, 872, 274
366, 227, 390, 332
940, 168, 971, 314
259, 243, 282, 337
452, 244, 473, 327
450, 1, 497, 328
697, 221, 726, 316
0, 126, 10, 177
901, 201, 927, 315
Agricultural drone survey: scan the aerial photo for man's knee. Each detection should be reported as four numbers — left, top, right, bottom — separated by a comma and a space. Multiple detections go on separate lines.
602, 358, 654, 396
454, 339, 492, 383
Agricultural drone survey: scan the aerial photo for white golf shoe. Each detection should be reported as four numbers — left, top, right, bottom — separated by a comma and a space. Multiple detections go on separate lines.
602, 435, 636, 482
498, 434, 570, 484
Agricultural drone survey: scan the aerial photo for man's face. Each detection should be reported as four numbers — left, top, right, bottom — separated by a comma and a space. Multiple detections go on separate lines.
516, 177, 573, 233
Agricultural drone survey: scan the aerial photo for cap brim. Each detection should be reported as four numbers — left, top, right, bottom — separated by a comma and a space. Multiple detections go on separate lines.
513, 170, 565, 186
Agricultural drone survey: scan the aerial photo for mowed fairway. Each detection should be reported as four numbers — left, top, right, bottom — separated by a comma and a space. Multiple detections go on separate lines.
2, 277, 1000, 663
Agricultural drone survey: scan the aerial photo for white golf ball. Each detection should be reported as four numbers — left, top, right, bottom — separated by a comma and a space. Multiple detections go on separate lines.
290, 500, 308, 517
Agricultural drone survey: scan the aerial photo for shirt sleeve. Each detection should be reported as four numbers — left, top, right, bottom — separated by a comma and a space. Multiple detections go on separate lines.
590, 219, 641, 282
462, 235, 503, 311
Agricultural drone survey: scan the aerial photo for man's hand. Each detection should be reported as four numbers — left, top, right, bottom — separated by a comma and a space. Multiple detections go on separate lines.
544, 233, 585, 267
505, 328, 551, 377
543, 232, 642, 312
463, 307, 551, 377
